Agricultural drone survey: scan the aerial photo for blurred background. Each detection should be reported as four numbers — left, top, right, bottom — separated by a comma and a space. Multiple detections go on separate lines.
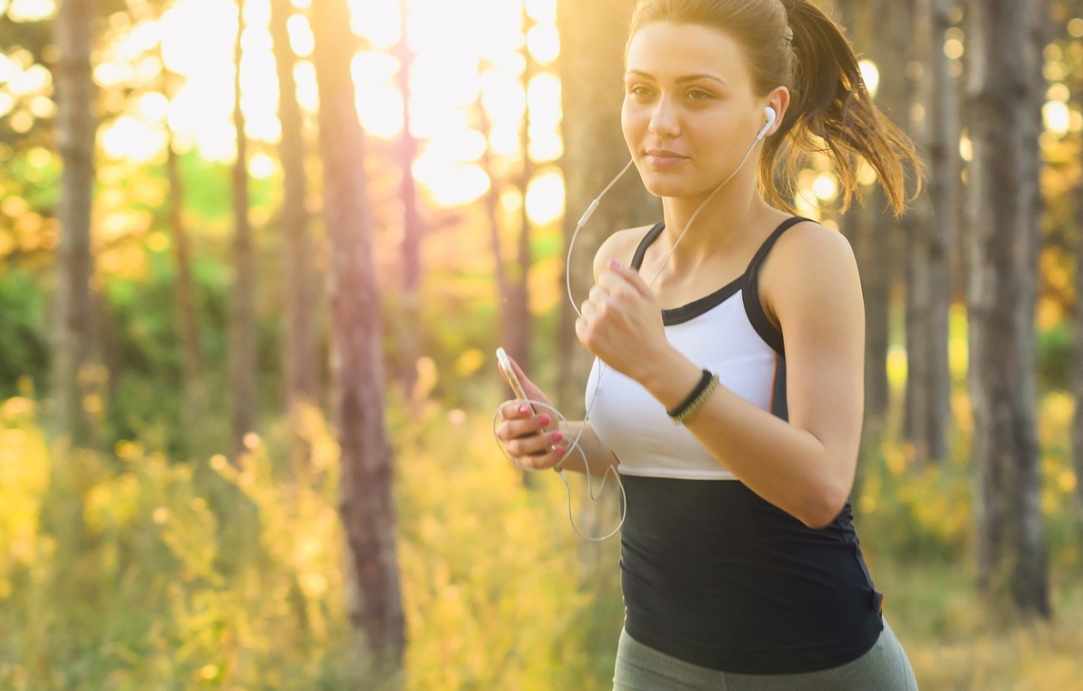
1, 0, 1082, 688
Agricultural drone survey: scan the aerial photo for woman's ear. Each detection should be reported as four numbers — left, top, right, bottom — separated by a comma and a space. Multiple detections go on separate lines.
764, 86, 791, 136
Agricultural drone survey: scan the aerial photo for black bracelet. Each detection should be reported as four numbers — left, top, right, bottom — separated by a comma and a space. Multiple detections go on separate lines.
666, 369, 717, 422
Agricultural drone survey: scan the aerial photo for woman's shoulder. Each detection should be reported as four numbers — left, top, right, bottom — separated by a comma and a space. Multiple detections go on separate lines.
759, 218, 860, 324
592, 223, 659, 280
765, 217, 856, 271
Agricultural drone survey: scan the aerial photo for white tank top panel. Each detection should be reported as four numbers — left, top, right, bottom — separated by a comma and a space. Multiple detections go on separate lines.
584, 218, 804, 480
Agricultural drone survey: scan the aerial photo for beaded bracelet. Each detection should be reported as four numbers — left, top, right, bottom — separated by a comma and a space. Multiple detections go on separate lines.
667, 369, 720, 424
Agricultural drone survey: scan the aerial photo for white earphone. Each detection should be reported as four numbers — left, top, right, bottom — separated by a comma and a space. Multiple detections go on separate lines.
756, 106, 777, 141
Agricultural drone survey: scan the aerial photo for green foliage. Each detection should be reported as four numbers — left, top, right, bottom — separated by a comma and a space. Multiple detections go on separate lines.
1037, 320, 1073, 392
0, 268, 49, 396
0, 387, 628, 690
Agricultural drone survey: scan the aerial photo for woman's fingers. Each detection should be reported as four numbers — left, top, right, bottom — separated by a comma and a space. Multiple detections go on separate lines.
496, 400, 567, 468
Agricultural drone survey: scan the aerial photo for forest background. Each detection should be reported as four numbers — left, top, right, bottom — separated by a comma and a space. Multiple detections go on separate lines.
2, 0, 1083, 689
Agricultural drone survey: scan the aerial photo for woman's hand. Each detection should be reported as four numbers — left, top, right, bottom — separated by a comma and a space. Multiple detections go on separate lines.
494, 355, 567, 470
575, 260, 671, 382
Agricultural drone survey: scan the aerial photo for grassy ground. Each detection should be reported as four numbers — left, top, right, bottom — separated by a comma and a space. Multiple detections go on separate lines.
870, 552, 1083, 691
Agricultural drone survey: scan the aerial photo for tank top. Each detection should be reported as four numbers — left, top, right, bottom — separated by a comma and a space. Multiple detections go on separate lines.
585, 217, 884, 674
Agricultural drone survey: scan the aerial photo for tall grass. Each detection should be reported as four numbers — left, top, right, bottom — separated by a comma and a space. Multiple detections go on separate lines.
1, 382, 1081, 690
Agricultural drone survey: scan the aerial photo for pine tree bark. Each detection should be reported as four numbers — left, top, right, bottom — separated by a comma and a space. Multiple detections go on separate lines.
311, 0, 406, 670
52, 0, 97, 446
905, 0, 957, 464
230, 0, 258, 461
269, 0, 319, 444
965, 0, 1049, 620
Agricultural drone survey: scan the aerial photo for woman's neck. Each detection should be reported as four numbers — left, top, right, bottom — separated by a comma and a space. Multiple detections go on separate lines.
657, 178, 772, 273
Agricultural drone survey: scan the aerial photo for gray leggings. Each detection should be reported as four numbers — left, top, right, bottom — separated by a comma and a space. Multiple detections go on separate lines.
613, 620, 918, 691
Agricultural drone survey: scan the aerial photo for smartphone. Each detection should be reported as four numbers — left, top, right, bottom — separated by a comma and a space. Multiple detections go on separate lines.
495, 347, 530, 403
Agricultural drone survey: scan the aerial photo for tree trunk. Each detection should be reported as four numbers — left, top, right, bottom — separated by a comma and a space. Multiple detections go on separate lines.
965, 0, 1049, 620
905, 0, 957, 465
836, 0, 893, 448
311, 0, 406, 672
270, 0, 319, 451
53, 0, 97, 446
555, 0, 659, 415
165, 133, 205, 424
556, 0, 659, 577
506, 6, 536, 374
230, 0, 258, 462
395, 0, 424, 397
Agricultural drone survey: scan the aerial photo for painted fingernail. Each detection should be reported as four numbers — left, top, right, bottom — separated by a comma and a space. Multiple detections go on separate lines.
609, 259, 622, 270
538, 414, 551, 427
519, 404, 530, 414
551, 431, 563, 443
554, 446, 567, 458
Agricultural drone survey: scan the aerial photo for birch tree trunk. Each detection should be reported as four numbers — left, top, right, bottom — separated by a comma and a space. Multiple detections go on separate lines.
905, 0, 957, 464
311, 0, 406, 671
269, 0, 319, 448
52, 0, 97, 446
230, 0, 258, 461
965, 0, 1049, 620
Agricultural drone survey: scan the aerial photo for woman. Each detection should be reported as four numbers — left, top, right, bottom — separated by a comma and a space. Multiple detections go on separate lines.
495, 0, 921, 688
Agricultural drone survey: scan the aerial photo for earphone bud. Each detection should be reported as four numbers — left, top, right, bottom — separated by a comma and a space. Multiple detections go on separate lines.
756, 106, 777, 141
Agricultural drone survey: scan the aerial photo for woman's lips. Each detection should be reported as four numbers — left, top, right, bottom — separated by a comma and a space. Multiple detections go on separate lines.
644, 149, 688, 168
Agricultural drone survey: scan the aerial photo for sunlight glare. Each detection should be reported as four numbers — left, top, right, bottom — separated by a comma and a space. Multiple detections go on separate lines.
526, 24, 560, 65
100, 115, 167, 163
352, 51, 404, 139
481, 69, 526, 123
413, 152, 490, 207
138, 91, 169, 124
0, 53, 15, 83
357, 85, 404, 139
249, 151, 278, 179
1044, 101, 1071, 136
524, 0, 556, 23
116, 20, 162, 61
286, 14, 315, 57
488, 126, 521, 157
525, 170, 564, 226
427, 130, 488, 164
349, 0, 401, 49
293, 61, 319, 112
8, 63, 50, 97
7, 0, 54, 22
858, 60, 879, 98
812, 172, 839, 202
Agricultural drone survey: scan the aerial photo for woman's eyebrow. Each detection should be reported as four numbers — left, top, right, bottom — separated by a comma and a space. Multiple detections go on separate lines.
624, 69, 727, 87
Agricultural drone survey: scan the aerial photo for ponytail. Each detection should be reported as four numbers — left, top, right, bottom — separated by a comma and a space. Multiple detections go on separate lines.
628, 0, 923, 216
767, 0, 922, 215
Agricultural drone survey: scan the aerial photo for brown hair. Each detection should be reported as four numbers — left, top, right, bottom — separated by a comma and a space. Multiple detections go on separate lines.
627, 0, 922, 215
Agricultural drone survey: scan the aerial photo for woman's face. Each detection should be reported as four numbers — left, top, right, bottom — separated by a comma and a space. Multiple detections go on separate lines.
622, 22, 772, 200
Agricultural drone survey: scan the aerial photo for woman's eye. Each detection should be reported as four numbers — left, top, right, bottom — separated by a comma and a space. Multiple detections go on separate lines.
627, 84, 653, 98
686, 89, 713, 101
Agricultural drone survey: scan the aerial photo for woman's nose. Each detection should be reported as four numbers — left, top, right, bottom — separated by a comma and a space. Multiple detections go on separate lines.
647, 96, 680, 138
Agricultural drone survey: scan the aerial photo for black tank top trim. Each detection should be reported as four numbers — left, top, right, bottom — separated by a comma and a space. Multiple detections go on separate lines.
628, 217, 809, 330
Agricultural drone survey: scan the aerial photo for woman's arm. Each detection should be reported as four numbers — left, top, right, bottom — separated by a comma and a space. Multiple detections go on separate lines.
578, 222, 864, 529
